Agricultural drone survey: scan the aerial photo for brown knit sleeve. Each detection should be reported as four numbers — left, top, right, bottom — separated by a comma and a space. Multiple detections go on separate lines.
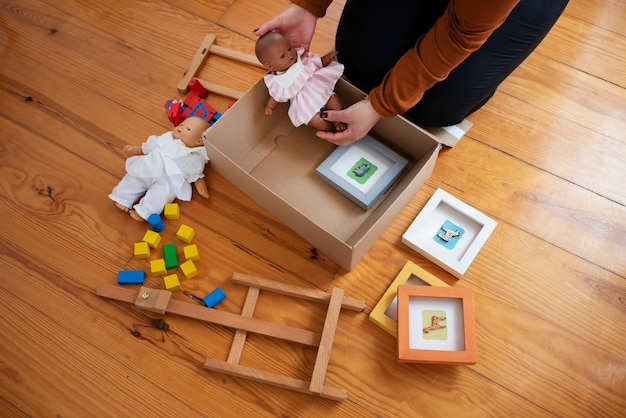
369, 0, 520, 118
291, 0, 333, 18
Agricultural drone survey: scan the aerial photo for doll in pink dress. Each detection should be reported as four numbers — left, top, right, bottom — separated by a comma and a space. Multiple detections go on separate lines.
255, 31, 346, 132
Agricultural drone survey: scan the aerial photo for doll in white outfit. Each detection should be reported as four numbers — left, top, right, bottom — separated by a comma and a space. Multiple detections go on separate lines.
109, 117, 210, 222
255, 31, 346, 132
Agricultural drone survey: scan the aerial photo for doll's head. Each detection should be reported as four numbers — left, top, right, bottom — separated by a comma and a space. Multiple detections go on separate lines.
173, 117, 209, 148
255, 32, 297, 73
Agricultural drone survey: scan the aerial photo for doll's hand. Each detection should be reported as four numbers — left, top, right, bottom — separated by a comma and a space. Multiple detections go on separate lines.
316, 99, 383, 147
253, 4, 317, 51
321, 51, 338, 67
264, 107, 274, 116
194, 178, 210, 199
122, 144, 143, 157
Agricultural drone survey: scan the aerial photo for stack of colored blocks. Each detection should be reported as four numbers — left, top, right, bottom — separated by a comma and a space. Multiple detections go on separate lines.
117, 204, 225, 308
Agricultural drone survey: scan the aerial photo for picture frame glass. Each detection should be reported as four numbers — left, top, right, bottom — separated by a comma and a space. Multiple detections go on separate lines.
415, 201, 484, 262
328, 141, 395, 194
408, 296, 466, 351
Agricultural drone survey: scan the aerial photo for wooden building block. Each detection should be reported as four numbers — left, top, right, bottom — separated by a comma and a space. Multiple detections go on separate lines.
176, 224, 195, 243
142, 230, 161, 249
150, 259, 167, 276
163, 274, 181, 292
203, 287, 226, 308
180, 260, 198, 279
134, 287, 172, 314
163, 203, 180, 220
183, 244, 200, 261
133, 241, 150, 259
117, 270, 145, 285
162, 243, 179, 269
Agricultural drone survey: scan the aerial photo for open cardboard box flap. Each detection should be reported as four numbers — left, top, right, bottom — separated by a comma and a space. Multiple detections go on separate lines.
203, 77, 441, 270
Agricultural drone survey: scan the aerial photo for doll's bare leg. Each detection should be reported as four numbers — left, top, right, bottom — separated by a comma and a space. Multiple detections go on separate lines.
325, 94, 347, 132
128, 210, 144, 222
307, 113, 335, 132
114, 202, 131, 212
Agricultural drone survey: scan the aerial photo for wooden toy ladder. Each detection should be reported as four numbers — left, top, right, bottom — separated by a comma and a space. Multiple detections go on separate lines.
97, 272, 365, 401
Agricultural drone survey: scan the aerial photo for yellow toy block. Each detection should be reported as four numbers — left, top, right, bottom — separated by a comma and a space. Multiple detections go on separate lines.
150, 259, 167, 276
134, 241, 150, 259
164, 203, 180, 220
183, 244, 200, 261
180, 260, 199, 279
163, 273, 181, 292
142, 230, 161, 249
176, 224, 195, 243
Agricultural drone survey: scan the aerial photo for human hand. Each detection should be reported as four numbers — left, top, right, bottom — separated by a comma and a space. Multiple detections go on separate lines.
253, 4, 317, 51
316, 99, 383, 146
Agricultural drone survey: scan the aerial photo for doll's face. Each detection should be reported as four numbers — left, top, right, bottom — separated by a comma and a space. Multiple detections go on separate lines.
255, 32, 296, 73
173, 117, 208, 148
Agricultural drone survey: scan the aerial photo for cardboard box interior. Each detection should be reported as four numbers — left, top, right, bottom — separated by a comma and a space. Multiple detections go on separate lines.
203, 78, 441, 270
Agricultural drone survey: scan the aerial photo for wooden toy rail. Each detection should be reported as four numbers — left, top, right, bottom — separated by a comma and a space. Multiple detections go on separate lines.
97, 272, 365, 401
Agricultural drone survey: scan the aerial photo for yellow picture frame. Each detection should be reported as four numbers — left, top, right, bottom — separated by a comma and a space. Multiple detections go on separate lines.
369, 261, 449, 337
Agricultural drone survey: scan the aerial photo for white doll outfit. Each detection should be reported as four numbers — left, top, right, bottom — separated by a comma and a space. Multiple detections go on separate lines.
263, 48, 344, 127
109, 132, 208, 220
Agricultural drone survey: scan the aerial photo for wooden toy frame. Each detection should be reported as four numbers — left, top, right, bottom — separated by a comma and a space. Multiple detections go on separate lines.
316, 135, 409, 210
397, 285, 477, 364
97, 272, 365, 401
369, 261, 449, 337
177, 34, 264, 100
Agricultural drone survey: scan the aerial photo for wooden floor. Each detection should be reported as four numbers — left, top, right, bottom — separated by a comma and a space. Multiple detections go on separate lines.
1, 0, 625, 416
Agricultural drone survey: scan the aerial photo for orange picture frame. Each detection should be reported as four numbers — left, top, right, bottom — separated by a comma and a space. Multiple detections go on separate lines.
397, 285, 477, 364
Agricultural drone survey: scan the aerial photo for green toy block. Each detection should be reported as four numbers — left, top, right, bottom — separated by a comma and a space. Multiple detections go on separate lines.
164, 203, 180, 220
163, 273, 181, 292
162, 243, 179, 269
183, 244, 200, 261
176, 224, 195, 243
134, 241, 150, 259
142, 230, 161, 249
150, 259, 167, 276
180, 259, 198, 279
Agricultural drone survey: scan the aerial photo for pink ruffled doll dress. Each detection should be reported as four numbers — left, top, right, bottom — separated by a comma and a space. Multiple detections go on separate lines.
263, 48, 344, 127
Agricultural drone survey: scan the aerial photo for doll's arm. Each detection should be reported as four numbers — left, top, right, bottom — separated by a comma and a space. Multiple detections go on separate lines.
193, 177, 210, 198
122, 145, 144, 157
321, 50, 338, 67
264, 96, 280, 116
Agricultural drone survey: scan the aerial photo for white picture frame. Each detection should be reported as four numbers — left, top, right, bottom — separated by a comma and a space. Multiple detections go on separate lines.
402, 188, 497, 277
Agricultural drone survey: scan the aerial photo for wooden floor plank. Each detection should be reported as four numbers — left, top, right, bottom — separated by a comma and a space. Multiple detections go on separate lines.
1, 0, 624, 416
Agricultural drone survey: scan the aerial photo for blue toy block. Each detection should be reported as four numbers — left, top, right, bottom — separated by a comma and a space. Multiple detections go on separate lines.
148, 213, 165, 232
203, 287, 226, 308
117, 270, 145, 285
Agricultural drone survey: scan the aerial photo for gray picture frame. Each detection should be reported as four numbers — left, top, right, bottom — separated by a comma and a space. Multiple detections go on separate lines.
316, 135, 409, 210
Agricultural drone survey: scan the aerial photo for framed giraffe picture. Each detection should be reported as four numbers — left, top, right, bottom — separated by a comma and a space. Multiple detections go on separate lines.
397, 285, 477, 364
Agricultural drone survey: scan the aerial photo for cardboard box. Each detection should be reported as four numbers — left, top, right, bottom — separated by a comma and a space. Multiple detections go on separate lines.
202, 78, 442, 271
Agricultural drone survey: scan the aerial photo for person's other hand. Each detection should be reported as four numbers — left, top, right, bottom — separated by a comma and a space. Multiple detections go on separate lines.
253, 5, 317, 51
316, 99, 383, 146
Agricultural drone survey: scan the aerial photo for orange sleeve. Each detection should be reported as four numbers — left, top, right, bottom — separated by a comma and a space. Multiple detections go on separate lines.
370, 0, 520, 118
291, 0, 333, 18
